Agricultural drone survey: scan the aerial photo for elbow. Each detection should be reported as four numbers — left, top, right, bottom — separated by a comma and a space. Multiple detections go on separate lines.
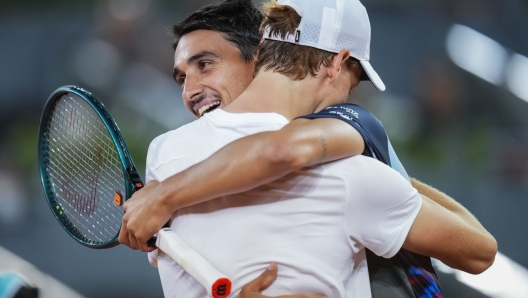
464, 255, 496, 275
461, 236, 499, 275
474, 237, 498, 274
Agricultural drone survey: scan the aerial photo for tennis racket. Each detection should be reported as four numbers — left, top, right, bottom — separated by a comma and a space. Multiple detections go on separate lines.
38, 85, 231, 298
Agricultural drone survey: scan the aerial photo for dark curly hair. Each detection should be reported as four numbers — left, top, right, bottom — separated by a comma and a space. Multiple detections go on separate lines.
172, 0, 263, 63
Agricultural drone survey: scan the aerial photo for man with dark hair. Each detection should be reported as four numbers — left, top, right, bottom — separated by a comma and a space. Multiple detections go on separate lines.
170, 0, 263, 119
171, 0, 262, 63
119, 0, 497, 297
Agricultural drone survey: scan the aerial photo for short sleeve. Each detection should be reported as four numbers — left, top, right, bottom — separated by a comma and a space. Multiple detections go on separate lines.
298, 104, 412, 180
297, 104, 391, 165
344, 158, 422, 258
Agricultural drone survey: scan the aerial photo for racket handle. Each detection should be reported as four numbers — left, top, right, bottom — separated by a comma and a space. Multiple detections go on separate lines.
147, 236, 157, 247
156, 228, 232, 298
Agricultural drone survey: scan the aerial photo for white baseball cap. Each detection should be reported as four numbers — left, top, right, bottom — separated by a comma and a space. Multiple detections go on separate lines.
262, 0, 386, 91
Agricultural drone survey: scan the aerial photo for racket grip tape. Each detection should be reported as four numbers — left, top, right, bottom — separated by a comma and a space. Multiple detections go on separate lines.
156, 228, 232, 298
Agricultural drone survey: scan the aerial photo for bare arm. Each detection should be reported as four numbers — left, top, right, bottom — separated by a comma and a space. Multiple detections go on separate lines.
153, 118, 364, 213
410, 178, 493, 237
402, 181, 498, 274
120, 118, 364, 251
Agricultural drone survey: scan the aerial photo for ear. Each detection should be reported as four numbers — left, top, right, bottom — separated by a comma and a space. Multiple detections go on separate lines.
327, 49, 351, 83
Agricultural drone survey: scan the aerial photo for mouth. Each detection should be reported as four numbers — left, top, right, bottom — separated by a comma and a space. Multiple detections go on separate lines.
197, 100, 221, 117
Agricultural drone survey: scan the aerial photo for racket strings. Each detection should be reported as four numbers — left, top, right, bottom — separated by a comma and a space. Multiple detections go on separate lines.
48, 100, 121, 241
44, 94, 126, 244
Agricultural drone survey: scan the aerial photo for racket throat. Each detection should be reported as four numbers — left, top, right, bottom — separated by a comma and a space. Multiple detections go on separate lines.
126, 167, 144, 190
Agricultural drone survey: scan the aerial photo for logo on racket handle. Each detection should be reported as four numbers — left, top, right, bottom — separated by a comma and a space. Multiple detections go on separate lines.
212, 278, 231, 298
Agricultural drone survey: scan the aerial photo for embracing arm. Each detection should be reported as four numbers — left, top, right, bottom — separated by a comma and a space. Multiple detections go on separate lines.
403, 182, 498, 274
410, 178, 493, 238
120, 118, 364, 251
154, 118, 364, 212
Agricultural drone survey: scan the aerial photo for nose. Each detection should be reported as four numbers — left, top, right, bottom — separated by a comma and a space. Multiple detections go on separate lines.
181, 74, 204, 105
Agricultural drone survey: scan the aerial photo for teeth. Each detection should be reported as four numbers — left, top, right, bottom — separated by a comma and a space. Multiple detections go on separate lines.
198, 101, 221, 116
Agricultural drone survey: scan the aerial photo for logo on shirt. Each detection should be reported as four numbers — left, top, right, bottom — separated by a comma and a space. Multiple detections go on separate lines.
340, 107, 359, 118
325, 106, 359, 119
329, 111, 352, 120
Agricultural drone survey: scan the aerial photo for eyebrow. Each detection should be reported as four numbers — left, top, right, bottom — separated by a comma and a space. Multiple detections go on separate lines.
173, 51, 219, 80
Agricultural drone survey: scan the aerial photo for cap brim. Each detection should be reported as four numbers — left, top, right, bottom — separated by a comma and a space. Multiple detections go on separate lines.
360, 61, 386, 91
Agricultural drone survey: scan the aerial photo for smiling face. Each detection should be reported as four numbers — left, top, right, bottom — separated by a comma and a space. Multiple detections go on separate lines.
173, 30, 256, 118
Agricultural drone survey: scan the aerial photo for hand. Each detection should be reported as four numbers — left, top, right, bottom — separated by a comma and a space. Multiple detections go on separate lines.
118, 180, 172, 252
237, 263, 327, 298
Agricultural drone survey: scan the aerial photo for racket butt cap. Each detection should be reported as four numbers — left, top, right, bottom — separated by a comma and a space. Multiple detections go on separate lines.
211, 278, 231, 298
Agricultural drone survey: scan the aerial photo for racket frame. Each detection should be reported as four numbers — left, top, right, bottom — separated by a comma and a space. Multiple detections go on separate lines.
39, 86, 233, 297
38, 85, 143, 249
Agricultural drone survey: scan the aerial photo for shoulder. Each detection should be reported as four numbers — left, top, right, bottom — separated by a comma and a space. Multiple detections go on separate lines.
333, 104, 385, 131
299, 104, 392, 162
298, 104, 386, 134
149, 120, 199, 151
146, 119, 205, 166
300, 103, 376, 121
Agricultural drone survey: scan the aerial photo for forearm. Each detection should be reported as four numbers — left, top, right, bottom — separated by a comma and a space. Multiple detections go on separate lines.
410, 178, 490, 235
409, 179, 498, 273
157, 130, 318, 213
156, 118, 363, 213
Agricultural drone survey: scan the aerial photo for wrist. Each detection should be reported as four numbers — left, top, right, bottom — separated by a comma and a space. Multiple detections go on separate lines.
153, 180, 181, 217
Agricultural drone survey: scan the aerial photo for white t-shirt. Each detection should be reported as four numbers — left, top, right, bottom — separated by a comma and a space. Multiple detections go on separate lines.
146, 109, 422, 298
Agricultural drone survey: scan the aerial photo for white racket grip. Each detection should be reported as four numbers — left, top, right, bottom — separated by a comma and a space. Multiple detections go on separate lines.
156, 228, 232, 298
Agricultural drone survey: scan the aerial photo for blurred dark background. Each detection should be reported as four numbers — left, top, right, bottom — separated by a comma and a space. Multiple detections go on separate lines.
1, 0, 528, 297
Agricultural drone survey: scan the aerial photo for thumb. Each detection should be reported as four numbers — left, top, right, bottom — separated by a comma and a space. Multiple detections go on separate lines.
242, 262, 278, 293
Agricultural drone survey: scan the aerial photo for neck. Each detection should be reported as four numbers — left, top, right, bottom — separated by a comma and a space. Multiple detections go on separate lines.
223, 71, 324, 121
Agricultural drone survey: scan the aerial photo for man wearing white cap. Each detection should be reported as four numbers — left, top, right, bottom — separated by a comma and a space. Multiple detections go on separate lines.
120, 0, 497, 297
262, 0, 386, 91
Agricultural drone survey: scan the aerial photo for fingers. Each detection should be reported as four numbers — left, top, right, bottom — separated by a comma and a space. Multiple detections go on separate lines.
238, 262, 278, 297
119, 224, 153, 252
236, 263, 327, 298
118, 179, 164, 252
118, 212, 136, 248
120, 212, 157, 252
119, 211, 140, 250
138, 233, 156, 253
127, 228, 139, 250
253, 262, 278, 292
118, 222, 129, 247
